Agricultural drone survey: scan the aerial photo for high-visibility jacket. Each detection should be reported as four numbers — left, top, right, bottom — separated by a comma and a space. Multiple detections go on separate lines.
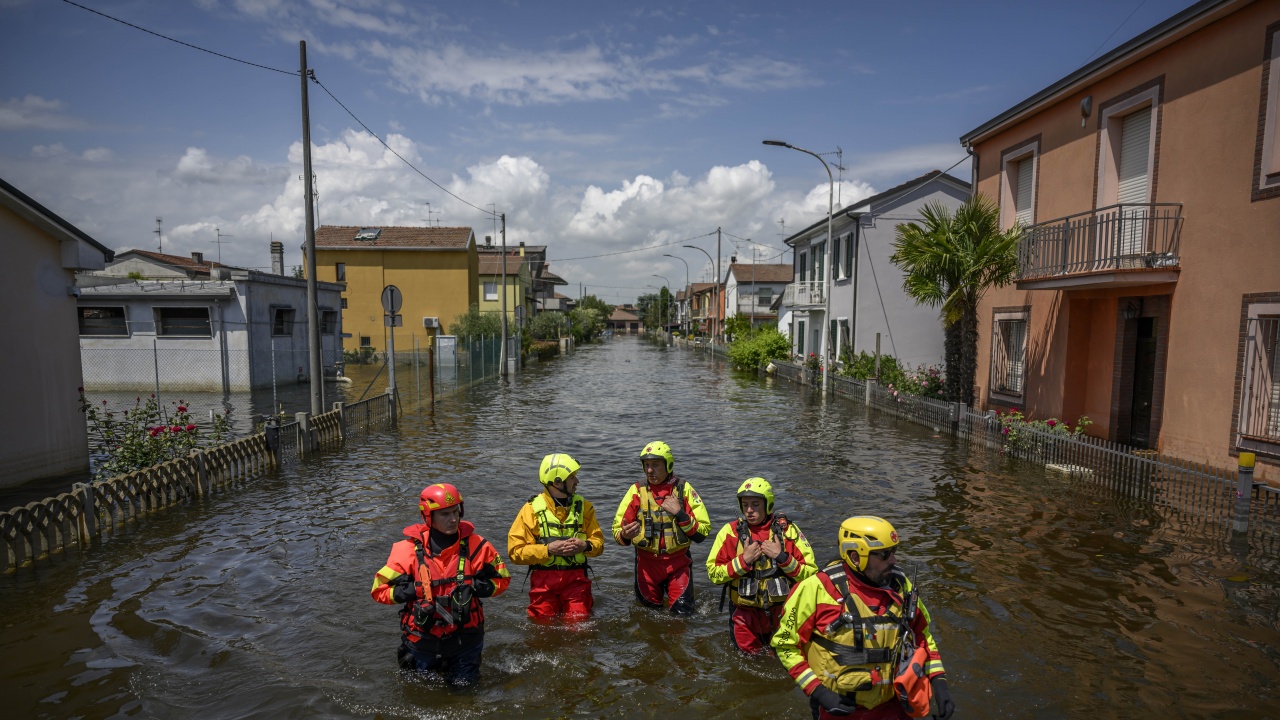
772, 561, 944, 712
507, 490, 605, 569
612, 476, 710, 554
706, 513, 816, 608
371, 521, 510, 640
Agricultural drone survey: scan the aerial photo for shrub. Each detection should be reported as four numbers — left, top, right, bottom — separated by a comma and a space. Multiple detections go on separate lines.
528, 311, 566, 340
79, 390, 230, 481
997, 407, 1093, 457
448, 303, 502, 341
728, 327, 793, 370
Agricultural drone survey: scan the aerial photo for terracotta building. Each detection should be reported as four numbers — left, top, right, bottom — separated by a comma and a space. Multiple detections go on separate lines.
960, 0, 1280, 479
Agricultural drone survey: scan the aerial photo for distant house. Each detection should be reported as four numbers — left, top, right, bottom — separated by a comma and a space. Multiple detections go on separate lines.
477, 252, 532, 324
314, 225, 478, 353
723, 263, 790, 331
688, 282, 719, 336
78, 266, 344, 391
476, 240, 570, 313
86, 248, 239, 282
3, 176, 113, 487
608, 307, 642, 334
783, 170, 969, 365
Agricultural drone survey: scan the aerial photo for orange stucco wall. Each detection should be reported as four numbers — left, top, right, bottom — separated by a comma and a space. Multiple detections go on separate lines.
972, 2, 1280, 479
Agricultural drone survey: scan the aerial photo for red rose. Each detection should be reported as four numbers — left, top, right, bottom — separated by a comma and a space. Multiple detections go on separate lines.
177, 405, 188, 413
171, 425, 182, 433
77, 386, 84, 393
185, 423, 196, 432
1046, 419, 1057, 428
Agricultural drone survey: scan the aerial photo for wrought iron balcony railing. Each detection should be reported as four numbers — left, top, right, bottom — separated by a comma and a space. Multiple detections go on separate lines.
1018, 203, 1183, 283
782, 280, 825, 308
736, 297, 776, 314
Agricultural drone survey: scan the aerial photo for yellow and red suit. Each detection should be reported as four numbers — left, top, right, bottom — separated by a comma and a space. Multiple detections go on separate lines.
772, 562, 944, 720
371, 520, 510, 643
507, 490, 605, 621
707, 514, 816, 653
611, 476, 711, 611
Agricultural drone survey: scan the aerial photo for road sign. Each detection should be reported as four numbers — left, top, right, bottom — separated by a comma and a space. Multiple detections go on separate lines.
381, 285, 403, 314
384, 315, 403, 327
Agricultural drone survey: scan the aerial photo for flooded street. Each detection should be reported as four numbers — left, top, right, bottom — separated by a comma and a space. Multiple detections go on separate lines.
4, 336, 1280, 719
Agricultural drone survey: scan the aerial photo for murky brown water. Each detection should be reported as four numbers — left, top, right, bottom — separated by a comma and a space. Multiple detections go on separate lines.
4, 336, 1280, 718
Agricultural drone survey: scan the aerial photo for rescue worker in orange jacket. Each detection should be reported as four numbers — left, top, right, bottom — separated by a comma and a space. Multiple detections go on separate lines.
707, 477, 816, 654
612, 441, 711, 614
771, 517, 954, 720
507, 453, 605, 622
371, 482, 510, 686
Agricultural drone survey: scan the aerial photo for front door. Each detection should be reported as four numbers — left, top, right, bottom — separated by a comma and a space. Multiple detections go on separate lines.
1127, 317, 1157, 447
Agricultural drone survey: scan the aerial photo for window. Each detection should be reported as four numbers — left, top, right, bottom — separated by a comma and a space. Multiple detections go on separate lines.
844, 230, 855, 279
1254, 23, 1280, 199
1000, 137, 1039, 230
1096, 82, 1159, 208
272, 307, 296, 336
832, 236, 842, 280
335, 263, 346, 281
797, 320, 806, 355
321, 310, 338, 334
360, 336, 372, 348
79, 307, 128, 336
1238, 302, 1280, 452
758, 287, 772, 306
798, 252, 808, 282
155, 307, 211, 337
340, 297, 348, 309
811, 242, 826, 283
990, 308, 1030, 400
484, 281, 498, 301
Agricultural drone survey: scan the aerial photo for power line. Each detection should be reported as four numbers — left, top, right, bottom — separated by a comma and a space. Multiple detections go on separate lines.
1083, 0, 1149, 65
551, 230, 716, 262
60, 0, 296, 75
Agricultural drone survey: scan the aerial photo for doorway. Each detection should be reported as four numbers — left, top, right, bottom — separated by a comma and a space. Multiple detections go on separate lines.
1126, 317, 1157, 447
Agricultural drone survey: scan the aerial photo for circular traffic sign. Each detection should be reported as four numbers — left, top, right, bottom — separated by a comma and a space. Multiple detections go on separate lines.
381, 285, 403, 314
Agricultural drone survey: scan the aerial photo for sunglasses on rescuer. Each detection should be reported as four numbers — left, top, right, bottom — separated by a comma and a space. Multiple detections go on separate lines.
868, 547, 898, 561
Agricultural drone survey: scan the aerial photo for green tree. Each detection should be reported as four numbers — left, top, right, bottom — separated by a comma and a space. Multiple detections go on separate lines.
569, 307, 603, 342
448, 303, 502, 341
577, 294, 614, 319
889, 194, 1021, 405
723, 314, 752, 341
528, 311, 566, 340
637, 288, 673, 330
727, 326, 792, 369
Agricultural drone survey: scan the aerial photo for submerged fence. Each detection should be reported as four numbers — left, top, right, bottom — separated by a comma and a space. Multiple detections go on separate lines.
762, 359, 1280, 551
1, 392, 397, 573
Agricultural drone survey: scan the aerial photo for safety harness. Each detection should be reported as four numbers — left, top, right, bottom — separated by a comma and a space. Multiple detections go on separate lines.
400, 535, 487, 637
728, 514, 795, 609
633, 479, 690, 554
530, 493, 588, 570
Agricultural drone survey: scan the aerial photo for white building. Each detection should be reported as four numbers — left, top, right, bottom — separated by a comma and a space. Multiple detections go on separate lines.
723, 262, 791, 333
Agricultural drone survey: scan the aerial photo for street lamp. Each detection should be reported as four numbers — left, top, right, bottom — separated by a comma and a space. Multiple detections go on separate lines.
683, 244, 717, 349
764, 139, 834, 394
652, 274, 671, 343
662, 253, 690, 345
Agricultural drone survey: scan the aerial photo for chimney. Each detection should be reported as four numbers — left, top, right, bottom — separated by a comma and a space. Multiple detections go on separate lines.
485, 235, 492, 246
271, 241, 284, 275
192, 251, 204, 264
519, 241, 525, 256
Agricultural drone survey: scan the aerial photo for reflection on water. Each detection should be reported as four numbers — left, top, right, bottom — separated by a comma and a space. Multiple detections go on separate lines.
3, 336, 1280, 718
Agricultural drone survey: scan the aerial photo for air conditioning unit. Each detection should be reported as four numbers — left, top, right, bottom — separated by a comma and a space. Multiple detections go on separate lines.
423, 316, 440, 329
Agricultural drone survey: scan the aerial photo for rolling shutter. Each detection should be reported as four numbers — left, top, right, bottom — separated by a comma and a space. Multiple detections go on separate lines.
1116, 106, 1152, 256
1014, 156, 1034, 226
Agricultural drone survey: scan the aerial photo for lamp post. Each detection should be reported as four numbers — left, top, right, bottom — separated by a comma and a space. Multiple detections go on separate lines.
683, 244, 717, 349
764, 139, 833, 394
662, 253, 690, 345
652, 274, 671, 344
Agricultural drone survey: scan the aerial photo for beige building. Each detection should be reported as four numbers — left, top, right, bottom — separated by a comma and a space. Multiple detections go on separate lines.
477, 251, 532, 323
961, 0, 1280, 479
313, 226, 477, 353
2, 177, 112, 487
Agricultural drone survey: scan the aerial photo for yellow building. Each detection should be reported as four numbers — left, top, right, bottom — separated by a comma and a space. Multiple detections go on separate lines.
477, 251, 532, 323
314, 225, 477, 352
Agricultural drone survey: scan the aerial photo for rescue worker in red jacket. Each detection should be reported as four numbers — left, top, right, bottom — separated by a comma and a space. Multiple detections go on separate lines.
507, 453, 605, 622
772, 516, 953, 720
707, 477, 816, 654
612, 441, 711, 614
371, 482, 510, 686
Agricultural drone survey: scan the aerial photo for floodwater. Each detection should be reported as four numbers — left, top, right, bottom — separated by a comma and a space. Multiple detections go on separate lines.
4, 336, 1280, 719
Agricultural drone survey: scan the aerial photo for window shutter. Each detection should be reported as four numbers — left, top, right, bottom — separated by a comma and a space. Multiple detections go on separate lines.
832, 236, 841, 279
1014, 157, 1034, 226
1117, 107, 1152, 205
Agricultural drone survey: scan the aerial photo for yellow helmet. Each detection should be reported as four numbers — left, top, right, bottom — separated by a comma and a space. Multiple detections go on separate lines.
539, 452, 580, 486
639, 441, 674, 473
838, 516, 899, 572
736, 477, 775, 515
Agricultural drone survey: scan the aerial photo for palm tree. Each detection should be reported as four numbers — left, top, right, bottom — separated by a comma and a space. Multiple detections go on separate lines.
890, 194, 1021, 405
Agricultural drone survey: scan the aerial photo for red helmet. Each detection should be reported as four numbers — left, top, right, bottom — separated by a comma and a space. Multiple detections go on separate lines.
419, 483, 464, 519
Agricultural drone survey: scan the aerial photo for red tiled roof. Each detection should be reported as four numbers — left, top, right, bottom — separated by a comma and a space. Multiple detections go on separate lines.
124, 249, 212, 270
730, 263, 791, 283
478, 255, 526, 275
315, 225, 473, 249
609, 308, 640, 321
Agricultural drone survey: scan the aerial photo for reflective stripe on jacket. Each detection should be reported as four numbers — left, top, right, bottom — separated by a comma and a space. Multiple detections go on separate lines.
507, 490, 605, 569
371, 521, 511, 639
771, 561, 944, 708
611, 476, 710, 553
706, 514, 816, 608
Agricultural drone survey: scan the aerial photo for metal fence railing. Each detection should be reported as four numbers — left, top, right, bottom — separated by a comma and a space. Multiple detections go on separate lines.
1018, 202, 1183, 281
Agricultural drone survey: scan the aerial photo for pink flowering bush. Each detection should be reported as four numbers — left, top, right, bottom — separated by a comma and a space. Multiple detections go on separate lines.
803, 352, 821, 372
997, 407, 1092, 457
79, 390, 230, 481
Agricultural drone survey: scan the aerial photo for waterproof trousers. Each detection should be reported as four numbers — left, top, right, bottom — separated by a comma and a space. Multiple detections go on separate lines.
528, 568, 593, 621
808, 694, 911, 720
398, 630, 484, 687
730, 604, 786, 654
633, 548, 695, 614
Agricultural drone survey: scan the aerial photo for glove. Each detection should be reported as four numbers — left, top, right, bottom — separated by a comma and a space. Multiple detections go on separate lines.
811, 686, 855, 716
390, 575, 416, 604
472, 578, 496, 598
931, 677, 955, 720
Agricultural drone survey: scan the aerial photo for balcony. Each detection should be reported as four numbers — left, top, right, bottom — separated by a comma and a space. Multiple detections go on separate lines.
736, 297, 776, 315
782, 280, 824, 308
1016, 203, 1183, 290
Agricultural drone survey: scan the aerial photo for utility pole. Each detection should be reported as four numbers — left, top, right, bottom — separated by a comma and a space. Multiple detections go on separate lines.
212, 228, 233, 266
300, 41, 323, 415
499, 212, 509, 378
154, 217, 163, 252
716, 227, 722, 345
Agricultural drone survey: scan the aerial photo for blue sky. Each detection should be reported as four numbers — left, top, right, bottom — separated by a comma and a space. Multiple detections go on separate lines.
1, 0, 1195, 304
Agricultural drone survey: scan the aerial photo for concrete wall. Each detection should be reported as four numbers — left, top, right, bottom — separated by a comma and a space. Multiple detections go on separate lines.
970, 2, 1280, 477
2, 206, 90, 485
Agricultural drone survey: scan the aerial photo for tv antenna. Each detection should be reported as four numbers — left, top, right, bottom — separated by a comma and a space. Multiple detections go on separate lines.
818, 147, 847, 206
154, 217, 163, 252
422, 202, 441, 228
211, 227, 233, 266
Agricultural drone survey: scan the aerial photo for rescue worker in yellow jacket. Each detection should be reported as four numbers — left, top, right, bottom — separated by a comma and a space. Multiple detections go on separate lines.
507, 453, 605, 622
772, 517, 954, 720
707, 477, 816, 654
612, 441, 711, 614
